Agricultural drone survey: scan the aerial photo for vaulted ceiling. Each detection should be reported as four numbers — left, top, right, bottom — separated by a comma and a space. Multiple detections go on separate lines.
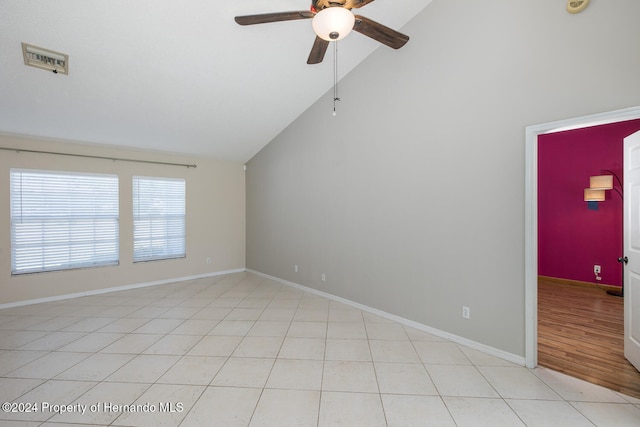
0, 0, 432, 162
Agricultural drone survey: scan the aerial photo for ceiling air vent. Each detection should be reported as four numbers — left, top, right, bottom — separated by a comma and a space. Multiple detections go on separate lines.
21, 42, 68, 75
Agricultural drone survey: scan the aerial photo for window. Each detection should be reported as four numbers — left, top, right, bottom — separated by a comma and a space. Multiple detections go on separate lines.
133, 176, 185, 262
10, 169, 119, 275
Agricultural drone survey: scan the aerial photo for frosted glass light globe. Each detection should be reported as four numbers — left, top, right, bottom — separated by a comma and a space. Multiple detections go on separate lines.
312, 7, 355, 41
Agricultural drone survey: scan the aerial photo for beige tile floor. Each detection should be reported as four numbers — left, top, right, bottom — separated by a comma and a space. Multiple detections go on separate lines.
0, 272, 639, 426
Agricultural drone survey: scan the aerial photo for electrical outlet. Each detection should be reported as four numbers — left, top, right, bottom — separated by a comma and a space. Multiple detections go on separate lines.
321, 273, 326, 282
294, 265, 298, 273
594, 265, 601, 274
462, 306, 470, 319
206, 257, 211, 264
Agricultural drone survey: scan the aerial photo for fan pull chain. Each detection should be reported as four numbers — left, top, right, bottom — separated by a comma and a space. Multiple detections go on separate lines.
333, 40, 339, 116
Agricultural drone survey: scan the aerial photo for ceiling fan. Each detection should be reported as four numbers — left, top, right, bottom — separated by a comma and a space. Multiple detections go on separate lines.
235, 0, 409, 64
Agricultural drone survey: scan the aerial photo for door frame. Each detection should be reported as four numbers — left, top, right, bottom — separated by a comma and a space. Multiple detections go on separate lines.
524, 106, 640, 369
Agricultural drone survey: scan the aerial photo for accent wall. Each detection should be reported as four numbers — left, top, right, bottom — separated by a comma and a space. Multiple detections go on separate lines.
538, 119, 640, 287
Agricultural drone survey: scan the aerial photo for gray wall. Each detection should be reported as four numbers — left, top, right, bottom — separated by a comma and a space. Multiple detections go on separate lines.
246, 0, 640, 356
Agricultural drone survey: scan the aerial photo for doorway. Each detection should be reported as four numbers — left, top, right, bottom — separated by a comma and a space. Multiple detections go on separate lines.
524, 106, 640, 374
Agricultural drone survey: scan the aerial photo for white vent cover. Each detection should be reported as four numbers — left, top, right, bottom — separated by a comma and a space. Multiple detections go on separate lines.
21, 42, 68, 75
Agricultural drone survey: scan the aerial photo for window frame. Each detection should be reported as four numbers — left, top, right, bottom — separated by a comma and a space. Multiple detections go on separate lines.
10, 168, 120, 275
132, 175, 186, 263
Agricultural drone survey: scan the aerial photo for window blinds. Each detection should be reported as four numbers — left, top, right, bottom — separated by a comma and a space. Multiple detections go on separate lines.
10, 169, 119, 274
132, 176, 185, 262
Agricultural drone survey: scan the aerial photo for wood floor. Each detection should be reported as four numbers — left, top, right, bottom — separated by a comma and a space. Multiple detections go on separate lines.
538, 278, 640, 399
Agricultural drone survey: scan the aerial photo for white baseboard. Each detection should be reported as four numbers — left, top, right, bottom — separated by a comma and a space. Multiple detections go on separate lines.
0, 268, 246, 310
249, 269, 525, 367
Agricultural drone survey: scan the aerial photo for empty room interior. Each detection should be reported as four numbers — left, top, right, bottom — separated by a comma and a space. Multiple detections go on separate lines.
1, 1, 640, 426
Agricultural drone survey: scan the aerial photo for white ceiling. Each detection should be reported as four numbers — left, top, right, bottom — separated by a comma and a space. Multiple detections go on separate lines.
0, 0, 432, 162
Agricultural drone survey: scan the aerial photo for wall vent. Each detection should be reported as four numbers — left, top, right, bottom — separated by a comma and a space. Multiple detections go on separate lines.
21, 42, 68, 75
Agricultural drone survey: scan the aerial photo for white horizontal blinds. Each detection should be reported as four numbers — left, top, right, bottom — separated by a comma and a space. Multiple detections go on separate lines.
10, 169, 119, 275
133, 176, 185, 262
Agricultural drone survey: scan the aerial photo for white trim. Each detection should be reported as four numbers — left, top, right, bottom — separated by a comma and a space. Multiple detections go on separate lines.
249, 269, 525, 366
0, 268, 246, 310
524, 106, 640, 369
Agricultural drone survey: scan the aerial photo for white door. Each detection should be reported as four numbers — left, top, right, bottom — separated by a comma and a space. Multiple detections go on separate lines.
624, 130, 640, 372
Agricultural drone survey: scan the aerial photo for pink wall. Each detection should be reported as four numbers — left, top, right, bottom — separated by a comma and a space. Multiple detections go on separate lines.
538, 119, 640, 287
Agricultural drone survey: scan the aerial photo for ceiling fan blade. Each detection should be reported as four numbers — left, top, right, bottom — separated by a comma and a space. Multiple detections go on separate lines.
353, 15, 409, 49
307, 36, 330, 64
235, 11, 314, 26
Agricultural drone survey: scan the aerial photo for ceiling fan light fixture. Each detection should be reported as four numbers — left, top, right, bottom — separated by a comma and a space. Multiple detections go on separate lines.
312, 7, 355, 41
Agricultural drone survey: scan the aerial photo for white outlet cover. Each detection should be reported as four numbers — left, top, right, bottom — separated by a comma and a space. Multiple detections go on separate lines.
462, 306, 470, 319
